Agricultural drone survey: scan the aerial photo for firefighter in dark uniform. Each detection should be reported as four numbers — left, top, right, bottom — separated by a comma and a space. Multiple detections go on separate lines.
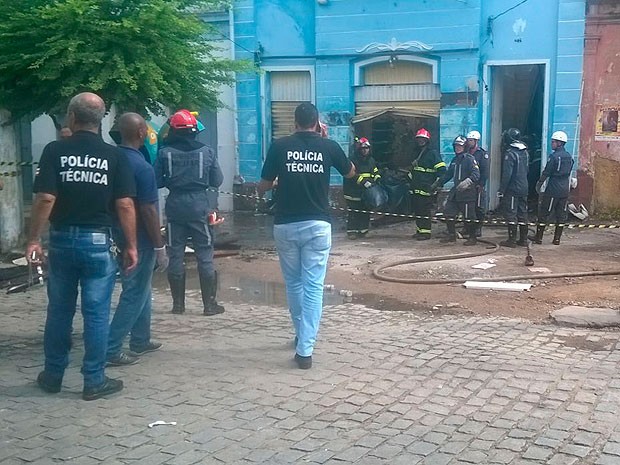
408, 128, 447, 240
498, 128, 530, 248
531, 131, 574, 245
466, 130, 489, 237
436, 136, 480, 245
343, 137, 380, 239
154, 109, 225, 316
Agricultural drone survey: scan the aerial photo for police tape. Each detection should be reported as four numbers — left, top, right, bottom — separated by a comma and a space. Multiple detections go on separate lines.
2, 169, 617, 230
218, 188, 620, 230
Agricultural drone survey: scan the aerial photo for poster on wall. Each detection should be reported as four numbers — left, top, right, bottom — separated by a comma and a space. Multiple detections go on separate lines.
595, 106, 620, 141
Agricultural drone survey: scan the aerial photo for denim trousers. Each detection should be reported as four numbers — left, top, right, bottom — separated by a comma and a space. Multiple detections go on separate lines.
107, 247, 156, 358
273, 220, 331, 357
44, 227, 117, 389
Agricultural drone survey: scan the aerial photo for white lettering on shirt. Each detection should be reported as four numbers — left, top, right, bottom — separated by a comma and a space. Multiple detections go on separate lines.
58, 154, 109, 185
285, 150, 325, 174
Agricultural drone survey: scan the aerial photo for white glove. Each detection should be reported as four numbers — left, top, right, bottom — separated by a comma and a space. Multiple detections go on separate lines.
456, 178, 474, 192
154, 246, 169, 273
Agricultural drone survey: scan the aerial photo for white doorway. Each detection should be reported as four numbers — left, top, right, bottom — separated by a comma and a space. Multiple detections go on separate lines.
482, 61, 550, 210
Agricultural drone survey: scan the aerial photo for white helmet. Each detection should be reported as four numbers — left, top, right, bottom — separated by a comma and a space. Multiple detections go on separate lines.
551, 131, 568, 143
466, 130, 481, 140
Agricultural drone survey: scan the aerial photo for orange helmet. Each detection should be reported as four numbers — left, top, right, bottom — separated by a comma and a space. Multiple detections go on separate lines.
415, 128, 431, 139
170, 109, 197, 130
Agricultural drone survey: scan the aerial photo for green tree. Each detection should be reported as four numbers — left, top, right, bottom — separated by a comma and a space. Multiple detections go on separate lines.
0, 0, 250, 124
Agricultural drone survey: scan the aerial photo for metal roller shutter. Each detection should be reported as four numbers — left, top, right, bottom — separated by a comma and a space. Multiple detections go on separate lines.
355, 101, 440, 117
270, 71, 311, 140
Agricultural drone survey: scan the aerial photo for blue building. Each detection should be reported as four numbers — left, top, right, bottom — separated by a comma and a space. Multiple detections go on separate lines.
233, 0, 585, 210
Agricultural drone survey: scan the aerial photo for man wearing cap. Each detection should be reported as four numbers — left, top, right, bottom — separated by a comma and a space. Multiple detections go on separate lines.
343, 137, 380, 239
531, 131, 574, 245
466, 130, 488, 237
408, 128, 446, 240
258, 102, 355, 369
154, 109, 225, 316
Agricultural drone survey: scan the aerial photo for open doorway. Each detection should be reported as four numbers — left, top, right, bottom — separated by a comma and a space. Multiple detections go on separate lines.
486, 63, 547, 211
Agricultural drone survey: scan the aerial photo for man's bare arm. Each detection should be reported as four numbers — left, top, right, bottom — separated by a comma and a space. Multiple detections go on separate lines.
138, 202, 165, 248
26, 193, 56, 262
115, 197, 138, 272
257, 178, 275, 197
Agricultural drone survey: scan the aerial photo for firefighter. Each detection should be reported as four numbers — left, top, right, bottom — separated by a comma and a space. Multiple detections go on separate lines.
436, 136, 480, 245
531, 131, 574, 245
343, 137, 380, 239
498, 128, 529, 248
408, 128, 447, 240
466, 130, 489, 237
154, 109, 225, 316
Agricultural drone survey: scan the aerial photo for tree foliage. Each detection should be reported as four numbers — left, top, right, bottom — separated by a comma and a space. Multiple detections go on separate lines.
0, 0, 251, 120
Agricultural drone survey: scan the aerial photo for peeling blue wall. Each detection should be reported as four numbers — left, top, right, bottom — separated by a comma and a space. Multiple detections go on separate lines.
234, 0, 585, 182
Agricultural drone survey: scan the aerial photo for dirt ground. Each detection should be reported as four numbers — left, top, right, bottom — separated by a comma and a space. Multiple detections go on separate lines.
217, 218, 620, 323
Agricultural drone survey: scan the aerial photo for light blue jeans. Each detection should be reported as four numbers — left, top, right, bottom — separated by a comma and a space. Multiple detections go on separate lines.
273, 220, 331, 357
107, 247, 156, 359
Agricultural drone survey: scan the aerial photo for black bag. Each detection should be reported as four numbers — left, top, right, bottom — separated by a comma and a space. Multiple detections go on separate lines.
361, 184, 389, 210
379, 172, 409, 211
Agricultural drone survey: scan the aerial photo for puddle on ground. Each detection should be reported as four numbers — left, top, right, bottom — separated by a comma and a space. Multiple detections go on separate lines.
153, 272, 434, 312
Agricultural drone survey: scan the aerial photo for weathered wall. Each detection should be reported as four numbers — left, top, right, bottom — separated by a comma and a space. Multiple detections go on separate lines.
0, 110, 24, 252
579, 1, 620, 212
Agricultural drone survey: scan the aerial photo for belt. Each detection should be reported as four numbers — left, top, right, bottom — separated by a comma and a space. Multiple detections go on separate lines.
51, 225, 111, 234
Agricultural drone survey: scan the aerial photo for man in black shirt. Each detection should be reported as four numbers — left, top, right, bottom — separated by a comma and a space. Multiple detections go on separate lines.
258, 103, 355, 369
27, 92, 137, 401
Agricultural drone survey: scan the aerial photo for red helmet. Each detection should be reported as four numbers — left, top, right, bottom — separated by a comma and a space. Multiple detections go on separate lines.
415, 128, 431, 139
358, 137, 371, 147
170, 109, 197, 130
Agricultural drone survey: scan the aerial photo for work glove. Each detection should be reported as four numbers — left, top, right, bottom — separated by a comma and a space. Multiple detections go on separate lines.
456, 178, 474, 192
363, 181, 373, 189
154, 246, 169, 273
535, 180, 544, 194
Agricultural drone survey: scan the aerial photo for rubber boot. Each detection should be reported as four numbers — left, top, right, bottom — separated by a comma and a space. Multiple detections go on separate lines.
200, 271, 225, 316
168, 274, 185, 314
516, 225, 529, 246
440, 220, 456, 243
552, 226, 563, 245
464, 223, 477, 246
529, 225, 545, 244
499, 225, 518, 248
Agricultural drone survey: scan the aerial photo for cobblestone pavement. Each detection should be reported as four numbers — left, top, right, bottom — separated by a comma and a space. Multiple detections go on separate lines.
3, 285, 620, 465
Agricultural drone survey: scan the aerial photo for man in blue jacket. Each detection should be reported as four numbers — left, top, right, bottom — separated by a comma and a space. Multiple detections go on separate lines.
436, 136, 480, 246
498, 128, 529, 248
531, 131, 574, 245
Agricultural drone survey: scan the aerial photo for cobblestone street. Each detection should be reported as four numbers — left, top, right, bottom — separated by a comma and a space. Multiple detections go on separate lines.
3, 285, 620, 464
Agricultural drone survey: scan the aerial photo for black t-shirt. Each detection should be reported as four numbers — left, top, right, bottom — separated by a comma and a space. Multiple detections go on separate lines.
33, 131, 136, 228
261, 131, 352, 224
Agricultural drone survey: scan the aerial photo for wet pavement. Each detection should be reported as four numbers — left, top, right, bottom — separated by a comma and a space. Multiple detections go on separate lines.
4, 268, 620, 464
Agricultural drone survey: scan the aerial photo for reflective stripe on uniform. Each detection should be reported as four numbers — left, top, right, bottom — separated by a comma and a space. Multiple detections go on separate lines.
167, 152, 172, 176
413, 189, 431, 196
356, 173, 372, 184
434, 161, 447, 170
344, 195, 362, 201
198, 151, 204, 179
416, 227, 431, 234
413, 166, 437, 173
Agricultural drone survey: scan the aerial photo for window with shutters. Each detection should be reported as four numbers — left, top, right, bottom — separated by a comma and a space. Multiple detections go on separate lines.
269, 71, 312, 140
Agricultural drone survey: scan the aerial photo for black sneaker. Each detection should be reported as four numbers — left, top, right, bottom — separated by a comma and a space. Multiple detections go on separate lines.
106, 352, 139, 367
82, 377, 123, 401
294, 353, 312, 370
129, 342, 162, 355
37, 371, 62, 393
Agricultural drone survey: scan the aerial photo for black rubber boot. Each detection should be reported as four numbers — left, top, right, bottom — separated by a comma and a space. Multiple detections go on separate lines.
200, 271, 225, 316
464, 224, 477, 246
168, 274, 185, 314
440, 220, 457, 243
516, 225, 529, 246
530, 225, 545, 244
499, 225, 518, 248
552, 226, 563, 245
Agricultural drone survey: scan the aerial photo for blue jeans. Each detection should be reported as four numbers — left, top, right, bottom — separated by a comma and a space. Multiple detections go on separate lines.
44, 227, 118, 389
107, 248, 155, 358
273, 220, 331, 357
